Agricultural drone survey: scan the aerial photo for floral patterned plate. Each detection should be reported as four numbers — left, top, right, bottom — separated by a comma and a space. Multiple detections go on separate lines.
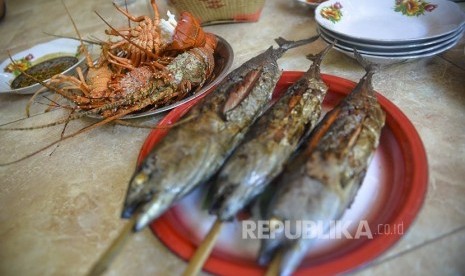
0, 38, 89, 95
320, 34, 462, 64
315, 0, 465, 42
318, 25, 464, 55
318, 24, 464, 47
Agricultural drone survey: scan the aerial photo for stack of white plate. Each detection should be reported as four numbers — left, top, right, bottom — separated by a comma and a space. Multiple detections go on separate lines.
315, 0, 465, 64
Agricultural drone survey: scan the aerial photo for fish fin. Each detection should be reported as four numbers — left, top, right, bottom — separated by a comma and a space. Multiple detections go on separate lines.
353, 48, 380, 75
274, 35, 320, 51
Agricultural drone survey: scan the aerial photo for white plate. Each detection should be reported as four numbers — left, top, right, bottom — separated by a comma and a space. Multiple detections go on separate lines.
322, 35, 462, 64
319, 26, 464, 55
315, 0, 465, 42
0, 38, 89, 95
318, 24, 464, 49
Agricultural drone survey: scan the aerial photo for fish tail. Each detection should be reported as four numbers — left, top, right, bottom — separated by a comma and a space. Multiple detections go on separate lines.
275, 34, 320, 51
353, 49, 380, 93
304, 42, 334, 77
353, 49, 379, 77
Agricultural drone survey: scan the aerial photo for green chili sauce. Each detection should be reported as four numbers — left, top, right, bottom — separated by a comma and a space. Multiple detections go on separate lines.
11, 56, 78, 89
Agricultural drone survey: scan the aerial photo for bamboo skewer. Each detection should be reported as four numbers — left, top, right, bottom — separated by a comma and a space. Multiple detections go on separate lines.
182, 218, 224, 276
265, 252, 282, 276
87, 217, 137, 276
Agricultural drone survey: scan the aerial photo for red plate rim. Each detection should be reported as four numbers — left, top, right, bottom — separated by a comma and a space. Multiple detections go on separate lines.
137, 72, 428, 275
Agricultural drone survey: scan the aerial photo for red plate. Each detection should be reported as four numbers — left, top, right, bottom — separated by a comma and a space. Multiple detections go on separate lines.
138, 72, 428, 275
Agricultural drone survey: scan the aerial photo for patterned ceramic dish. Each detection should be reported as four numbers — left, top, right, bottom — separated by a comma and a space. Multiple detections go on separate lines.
318, 24, 464, 48
319, 26, 464, 55
322, 36, 462, 64
315, 0, 465, 43
0, 38, 89, 95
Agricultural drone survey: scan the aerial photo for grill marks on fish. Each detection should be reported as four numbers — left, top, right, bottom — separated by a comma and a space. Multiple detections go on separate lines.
209, 45, 331, 222
258, 67, 386, 275
122, 35, 320, 231
222, 69, 262, 114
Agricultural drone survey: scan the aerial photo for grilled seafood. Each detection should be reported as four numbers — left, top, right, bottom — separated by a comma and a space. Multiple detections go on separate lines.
0, 47, 214, 133
0, 1, 217, 166
47, 0, 217, 117
87, 35, 319, 276
259, 56, 386, 276
105, 1, 214, 68
45, 46, 215, 118
209, 44, 332, 222
182, 43, 329, 276
104, 0, 163, 67
122, 35, 320, 232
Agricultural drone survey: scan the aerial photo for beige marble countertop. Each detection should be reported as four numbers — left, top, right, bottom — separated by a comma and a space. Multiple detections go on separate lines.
0, 0, 464, 275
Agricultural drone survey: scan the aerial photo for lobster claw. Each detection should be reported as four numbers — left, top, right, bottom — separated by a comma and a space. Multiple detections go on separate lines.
167, 12, 217, 51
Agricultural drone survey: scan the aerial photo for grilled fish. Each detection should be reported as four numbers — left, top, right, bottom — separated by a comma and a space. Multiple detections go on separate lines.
122, 35, 320, 231
258, 58, 386, 275
209, 45, 332, 221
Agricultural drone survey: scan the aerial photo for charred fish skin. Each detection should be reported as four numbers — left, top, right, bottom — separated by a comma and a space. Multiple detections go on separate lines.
258, 68, 386, 275
122, 35, 320, 232
209, 45, 333, 222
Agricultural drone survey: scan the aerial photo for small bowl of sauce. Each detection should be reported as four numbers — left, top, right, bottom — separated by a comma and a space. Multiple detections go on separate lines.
11, 56, 78, 89
0, 38, 90, 94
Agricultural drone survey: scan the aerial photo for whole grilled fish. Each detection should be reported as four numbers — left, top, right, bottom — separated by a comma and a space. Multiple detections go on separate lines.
122, 35, 320, 231
258, 60, 386, 276
209, 45, 332, 221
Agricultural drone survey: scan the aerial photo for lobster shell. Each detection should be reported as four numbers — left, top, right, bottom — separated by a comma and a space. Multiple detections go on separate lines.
167, 12, 217, 51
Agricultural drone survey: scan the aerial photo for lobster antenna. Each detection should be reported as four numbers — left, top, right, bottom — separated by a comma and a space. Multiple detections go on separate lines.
43, 32, 100, 45
61, 0, 83, 42
123, 0, 131, 28
61, 0, 93, 67
0, 98, 139, 166
113, 114, 197, 129
0, 108, 64, 128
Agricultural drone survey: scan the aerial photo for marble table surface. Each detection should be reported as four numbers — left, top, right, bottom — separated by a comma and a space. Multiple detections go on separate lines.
0, 0, 464, 275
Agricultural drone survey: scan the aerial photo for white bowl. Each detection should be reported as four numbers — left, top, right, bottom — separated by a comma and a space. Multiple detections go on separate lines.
0, 38, 90, 95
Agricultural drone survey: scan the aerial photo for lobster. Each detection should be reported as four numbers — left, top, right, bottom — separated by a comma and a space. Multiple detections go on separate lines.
104, 0, 216, 69
0, 0, 217, 165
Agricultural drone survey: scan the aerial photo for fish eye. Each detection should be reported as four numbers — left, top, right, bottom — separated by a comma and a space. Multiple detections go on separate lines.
134, 173, 148, 186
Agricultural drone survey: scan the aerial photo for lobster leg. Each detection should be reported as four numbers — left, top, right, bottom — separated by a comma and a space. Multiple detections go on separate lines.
149, 0, 160, 24
96, 11, 159, 60
106, 52, 135, 70
75, 67, 91, 96
106, 31, 131, 40
112, 3, 149, 22
132, 51, 141, 68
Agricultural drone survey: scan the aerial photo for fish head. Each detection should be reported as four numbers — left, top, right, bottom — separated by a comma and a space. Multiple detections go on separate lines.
133, 191, 177, 231
122, 154, 158, 220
